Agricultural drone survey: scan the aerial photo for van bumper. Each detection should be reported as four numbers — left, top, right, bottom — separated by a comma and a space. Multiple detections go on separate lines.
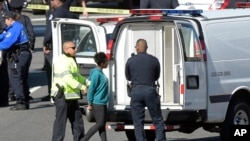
105, 109, 206, 123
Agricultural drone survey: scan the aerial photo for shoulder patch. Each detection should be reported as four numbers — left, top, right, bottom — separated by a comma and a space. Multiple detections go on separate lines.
6, 32, 11, 38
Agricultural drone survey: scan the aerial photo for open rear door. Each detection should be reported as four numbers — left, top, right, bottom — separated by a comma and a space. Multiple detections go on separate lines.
52, 18, 107, 77
175, 20, 207, 110
51, 18, 108, 105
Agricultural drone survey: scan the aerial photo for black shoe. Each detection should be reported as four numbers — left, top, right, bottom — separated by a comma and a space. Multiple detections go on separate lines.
9, 96, 16, 102
10, 103, 27, 111
41, 95, 50, 101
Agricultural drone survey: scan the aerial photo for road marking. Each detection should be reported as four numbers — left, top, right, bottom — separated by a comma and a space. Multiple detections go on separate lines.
30, 86, 41, 93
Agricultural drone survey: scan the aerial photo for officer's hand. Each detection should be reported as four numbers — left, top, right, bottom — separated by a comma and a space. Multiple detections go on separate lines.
43, 46, 51, 54
82, 88, 88, 95
82, 11, 88, 18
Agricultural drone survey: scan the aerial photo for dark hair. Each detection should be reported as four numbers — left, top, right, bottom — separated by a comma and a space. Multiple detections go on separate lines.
94, 52, 107, 66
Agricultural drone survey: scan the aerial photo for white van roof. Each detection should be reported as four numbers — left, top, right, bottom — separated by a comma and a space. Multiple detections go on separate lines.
200, 9, 250, 20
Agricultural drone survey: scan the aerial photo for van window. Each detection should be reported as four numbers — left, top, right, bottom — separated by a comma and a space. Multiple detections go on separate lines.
60, 24, 97, 57
178, 23, 202, 61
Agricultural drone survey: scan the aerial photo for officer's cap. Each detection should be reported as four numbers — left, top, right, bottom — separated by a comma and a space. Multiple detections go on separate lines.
2, 11, 15, 19
9, 0, 26, 9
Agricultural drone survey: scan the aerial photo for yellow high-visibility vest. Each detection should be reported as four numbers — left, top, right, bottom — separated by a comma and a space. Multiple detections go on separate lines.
51, 54, 86, 100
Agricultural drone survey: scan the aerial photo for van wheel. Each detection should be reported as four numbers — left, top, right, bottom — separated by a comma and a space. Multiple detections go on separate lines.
125, 130, 156, 141
220, 101, 250, 141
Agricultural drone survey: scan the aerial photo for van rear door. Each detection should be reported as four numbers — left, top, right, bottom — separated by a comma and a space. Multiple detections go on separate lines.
52, 18, 108, 77
51, 18, 109, 105
175, 20, 207, 110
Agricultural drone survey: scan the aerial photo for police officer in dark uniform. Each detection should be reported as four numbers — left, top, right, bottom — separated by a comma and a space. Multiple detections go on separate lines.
41, 0, 78, 101
46, 0, 88, 18
9, 0, 35, 52
7, 0, 35, 102
125, 39, 167, 141
0, 11, 32, 110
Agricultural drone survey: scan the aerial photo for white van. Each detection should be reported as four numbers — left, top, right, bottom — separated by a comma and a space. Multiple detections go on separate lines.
176, 0, 248, 10
52, 9, 250, 141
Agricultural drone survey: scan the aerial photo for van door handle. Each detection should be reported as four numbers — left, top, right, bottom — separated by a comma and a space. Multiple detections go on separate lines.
174, 64, 180, 82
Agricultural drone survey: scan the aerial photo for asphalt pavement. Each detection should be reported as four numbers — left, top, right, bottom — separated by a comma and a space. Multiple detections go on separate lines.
0, 37, 128, 141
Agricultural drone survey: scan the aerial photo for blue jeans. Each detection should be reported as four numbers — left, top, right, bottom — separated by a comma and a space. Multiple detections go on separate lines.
131, 85, 166, 141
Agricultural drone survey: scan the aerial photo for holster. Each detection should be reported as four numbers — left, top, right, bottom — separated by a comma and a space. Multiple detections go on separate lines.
56, 83, 64, 99
8, 48, 19, 63
127, 82, 132, 97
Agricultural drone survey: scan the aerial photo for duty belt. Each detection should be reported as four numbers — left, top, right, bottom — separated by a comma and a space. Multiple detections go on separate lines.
14, 42, 30, 51
7, 42, 30, 62
132, 83, 156, 87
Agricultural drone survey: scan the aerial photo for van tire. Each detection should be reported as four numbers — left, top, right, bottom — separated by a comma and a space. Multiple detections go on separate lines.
220, 101, 250, 141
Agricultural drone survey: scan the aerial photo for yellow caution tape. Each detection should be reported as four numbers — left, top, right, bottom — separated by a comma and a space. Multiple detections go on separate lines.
27, 4, 49, 10
26, 4, 129, 14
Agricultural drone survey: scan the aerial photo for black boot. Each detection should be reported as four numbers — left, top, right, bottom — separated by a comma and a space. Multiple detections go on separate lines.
25, 102, 30, 109
8, 95, 16, 102
41, 95, 50, 101
10, 102, 27, 111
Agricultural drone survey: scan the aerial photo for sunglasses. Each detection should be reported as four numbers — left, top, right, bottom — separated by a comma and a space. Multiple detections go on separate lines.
68, 46, 76, 50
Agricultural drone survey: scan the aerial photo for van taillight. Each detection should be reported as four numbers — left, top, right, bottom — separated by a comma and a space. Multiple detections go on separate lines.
220, 0, 229, 9
107, 39, 114, 60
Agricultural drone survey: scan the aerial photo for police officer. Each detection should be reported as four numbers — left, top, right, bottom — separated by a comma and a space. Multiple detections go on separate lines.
46, 0, 88, 18
125, 39, 167, 141
40, 0, 87, 72
9, 0, 35, 52
7, 0, 35, 102
51, 41, 87, 141
41, 0, 78, 101
0, 11, 32, 110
